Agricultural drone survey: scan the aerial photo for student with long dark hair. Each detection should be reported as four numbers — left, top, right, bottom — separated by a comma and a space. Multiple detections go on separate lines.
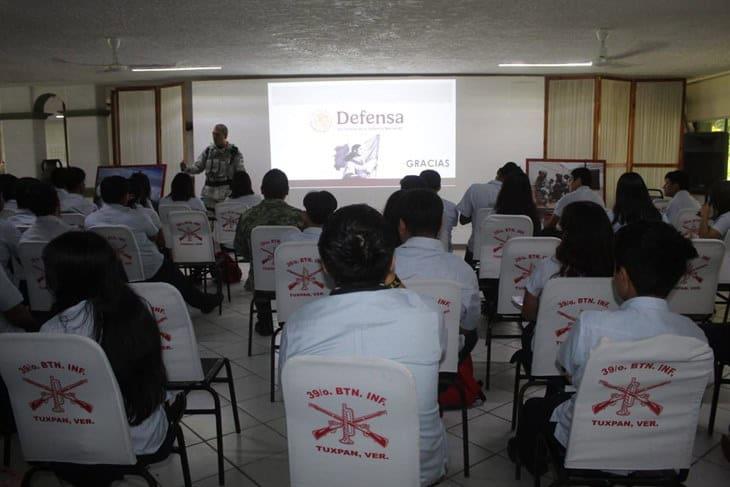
494, 171, 541, 234
609, 172, 661, 232
40, 232, 183, 483
128, 172, 161, 229
699, 180, 730, 239
522, 201, 614, 321
226, 171, 262, 207
160, 173, 206, 212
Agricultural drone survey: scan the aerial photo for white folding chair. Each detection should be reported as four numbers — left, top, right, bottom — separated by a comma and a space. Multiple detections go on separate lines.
533, 335, 712, 485
282, 356, 420, 487
17, 240, 53, 312
652, 198, 671, 213
159, 202, 192, 249
667, 238, 724, 321
471, 207, 494, 261
437, 212, 450, 252
247, 225, 300, 356
0, 333, 192, 487
405, 278, 471, 476
59, 212, 85, 229
271, 241, 332, 401
214, 200, 248, 250
130, 282, 239, 485
674, 208, 702, 239
513, 278, 618, 430
478, 214, 534, 279
486, 236, 558, 389
89, 225, 146, 282
167, 209, 223, 311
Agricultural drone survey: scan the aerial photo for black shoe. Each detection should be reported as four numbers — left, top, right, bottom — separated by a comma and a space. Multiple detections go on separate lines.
255, 319, 274, 336
200, 294, 223, 314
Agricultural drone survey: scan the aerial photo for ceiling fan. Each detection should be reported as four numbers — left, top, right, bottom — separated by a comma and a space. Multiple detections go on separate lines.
52, 37, 175, 73
592, 29, 662, 68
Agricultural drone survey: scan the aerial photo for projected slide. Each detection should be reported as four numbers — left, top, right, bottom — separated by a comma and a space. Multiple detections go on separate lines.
268, 79, 455, 187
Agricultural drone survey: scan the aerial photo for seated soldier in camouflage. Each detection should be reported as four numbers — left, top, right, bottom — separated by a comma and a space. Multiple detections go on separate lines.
234, 169, 302, 335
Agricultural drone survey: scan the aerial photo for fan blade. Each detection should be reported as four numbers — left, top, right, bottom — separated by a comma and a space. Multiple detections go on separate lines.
52, 57, 108, 68
127, 64, 178, 70
609, 42, 667, 60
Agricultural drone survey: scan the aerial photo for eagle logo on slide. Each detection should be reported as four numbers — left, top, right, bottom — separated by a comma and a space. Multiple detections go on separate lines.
334, 135, 380, 179
310, 111, 333, 132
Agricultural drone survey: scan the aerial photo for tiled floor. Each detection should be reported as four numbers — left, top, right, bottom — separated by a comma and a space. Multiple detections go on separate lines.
4, 278, 730, 486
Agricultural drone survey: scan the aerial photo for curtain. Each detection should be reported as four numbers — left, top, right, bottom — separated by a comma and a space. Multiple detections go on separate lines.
547, 79, 595, 159
634, 166, 668, 193
118, 89, 156, 164
598, 79, 631, 206
633, 81, 683, 165
160, 86, 183, 195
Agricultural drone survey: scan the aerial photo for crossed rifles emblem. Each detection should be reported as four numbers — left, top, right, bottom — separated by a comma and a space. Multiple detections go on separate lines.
592, 377, 669, 417
513, 262, 536, 285
555, 310, 578, 338
24, 376, 94, 414
221, 213, 239, 231
288, 266, 325, 292
493, 229, 524, 255
177, 223, 203, 243
31, 258, 47, 289
678, 257, 709, 286
111, 241, 133, 265
309, 402, 389, 448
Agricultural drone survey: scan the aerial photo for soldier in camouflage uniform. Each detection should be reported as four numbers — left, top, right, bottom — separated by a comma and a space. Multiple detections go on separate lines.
234, 169, 302, 335
181, 124, 245, 210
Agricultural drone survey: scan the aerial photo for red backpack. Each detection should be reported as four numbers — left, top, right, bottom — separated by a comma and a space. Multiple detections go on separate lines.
438, 355, 485, 409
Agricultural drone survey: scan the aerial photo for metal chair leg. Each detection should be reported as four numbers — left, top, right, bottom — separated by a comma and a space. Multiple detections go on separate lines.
174, 424, 193, 487
2, 433, 10, 467
708, 362, 723, 435
485, 322, 492, 390
270, 327, 283, 403
223, 359, 241, 433
139, 467, 159, 487
511, 360, 522, 430
206, 386, 225, 485
457, 384, 470, 477
247, 298, 255, 356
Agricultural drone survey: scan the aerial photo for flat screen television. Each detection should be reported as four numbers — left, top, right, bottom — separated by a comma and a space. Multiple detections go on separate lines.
94, 164, 167, 204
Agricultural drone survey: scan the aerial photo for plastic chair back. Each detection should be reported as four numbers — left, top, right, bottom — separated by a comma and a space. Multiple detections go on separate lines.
274, 241, 332, 323
404, 279, 461, 374
90, 225, 146, 282
718, 232, 730, 285
130, 282, 205, 382
251, 225, 300, 292
478, 215, 534, 279
565, 335, 713, 471
159, 202, 191, 248
532, 278, 618, 377
282, 356, 420, 487
59, 212, 85, 229
495, 237, 560, 315
167, 210, 215, 264
0, 333, 137, 465
667, 239, 724, 316
674, 208, 702, 239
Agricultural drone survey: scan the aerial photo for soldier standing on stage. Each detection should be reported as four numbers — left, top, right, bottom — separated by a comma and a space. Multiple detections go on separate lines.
180, 124, 245, 210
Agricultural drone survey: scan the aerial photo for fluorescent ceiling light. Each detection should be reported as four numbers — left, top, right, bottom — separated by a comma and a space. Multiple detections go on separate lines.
55, 114, 64, 118
131, 66, 222, 72
498, 62, 593, 68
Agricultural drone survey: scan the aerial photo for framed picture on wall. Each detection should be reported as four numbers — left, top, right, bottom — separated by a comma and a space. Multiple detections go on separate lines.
525, 158, 606, 210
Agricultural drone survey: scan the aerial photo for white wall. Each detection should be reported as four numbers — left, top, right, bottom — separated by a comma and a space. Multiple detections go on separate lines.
0, 84, 108, 179
192, 76, 544, 244
687, 72, 730, 121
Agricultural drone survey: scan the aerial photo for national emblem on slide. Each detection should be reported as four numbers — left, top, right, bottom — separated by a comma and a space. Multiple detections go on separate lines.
310, 111, 333, 132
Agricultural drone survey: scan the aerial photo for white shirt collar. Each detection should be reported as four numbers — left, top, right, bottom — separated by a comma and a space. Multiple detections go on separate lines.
619, 296, 669, 312
303, 226, 323, 235
400, 236, 444, 251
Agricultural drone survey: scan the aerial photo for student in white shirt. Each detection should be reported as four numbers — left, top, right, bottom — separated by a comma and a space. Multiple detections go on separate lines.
50, 166, 69, 201
86, 176, 221, 313
60, 167, 98, 216
0, 264, 35, 333
280, 204, 448, 486
283, 191, 337, 242
159, 173, 206, 213
39, 232, 185, 484
420, 169, 459, 251
699, 180, 730, 239
395, 189, 481, 360
607, 172, 661, 232
7, 178, 38, 230
545, 167, 605, 230
457, 161, 522, 264
225, 170, 263, 208
522, 201, 614, 322
510, 221, 707, 474
19, 181, 72, 244
663, 170, 700, 225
